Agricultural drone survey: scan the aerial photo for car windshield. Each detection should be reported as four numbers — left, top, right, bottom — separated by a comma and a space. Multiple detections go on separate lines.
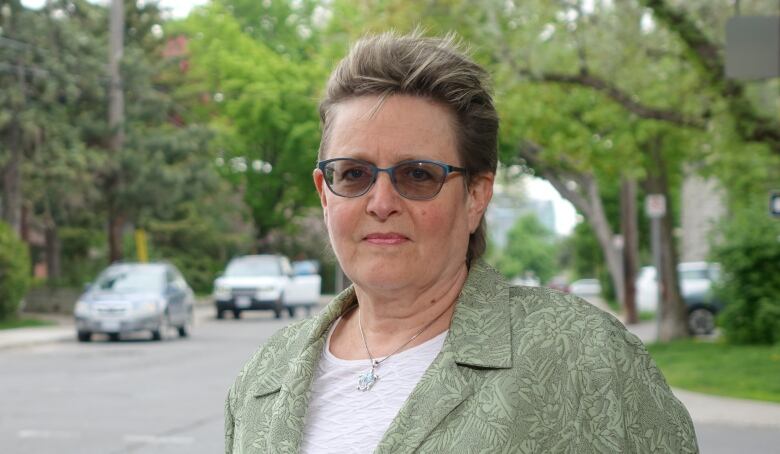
293, 261, 318, 275
225, 258, 281, 277
679, 269, 709, 280
94, 266, 165, 293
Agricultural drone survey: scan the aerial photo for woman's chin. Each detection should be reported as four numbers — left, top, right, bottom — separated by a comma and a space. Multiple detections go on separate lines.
348, 261, 418, 292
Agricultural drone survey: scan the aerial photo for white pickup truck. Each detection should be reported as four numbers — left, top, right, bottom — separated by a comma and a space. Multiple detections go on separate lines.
212, 255, 322, 319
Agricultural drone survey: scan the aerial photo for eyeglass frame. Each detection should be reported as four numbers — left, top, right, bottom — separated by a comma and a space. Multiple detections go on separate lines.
316, 157, 468, 201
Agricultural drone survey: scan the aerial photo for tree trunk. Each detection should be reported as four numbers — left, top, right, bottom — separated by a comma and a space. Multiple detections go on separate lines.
645, 136, 688, 341
585, 179, 625, 306
1, 143, 22, 233
1, 27, 27, 234
106, 0, 125, 264
45, 223, 61, 284
108, 207, 125, 263
620, 177, 639, 324
516, 141, 625, 306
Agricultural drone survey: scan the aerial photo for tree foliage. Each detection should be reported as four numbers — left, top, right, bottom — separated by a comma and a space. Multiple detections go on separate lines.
712, 200, 780, 345
3, 0, 777, 329
173, 3, 324, 246
492, 214, 559, 284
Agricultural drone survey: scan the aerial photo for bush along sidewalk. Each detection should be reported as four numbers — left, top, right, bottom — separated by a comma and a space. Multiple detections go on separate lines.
0, 221, 31, 322
711, 205, 780, 345
0, 317, 55, 330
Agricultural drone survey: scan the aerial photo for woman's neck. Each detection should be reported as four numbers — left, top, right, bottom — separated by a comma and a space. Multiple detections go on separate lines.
330, 262, 468, 360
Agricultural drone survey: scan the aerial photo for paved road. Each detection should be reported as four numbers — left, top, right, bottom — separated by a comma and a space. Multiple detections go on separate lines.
2, 307, 779, 453
0, 311, 290, 454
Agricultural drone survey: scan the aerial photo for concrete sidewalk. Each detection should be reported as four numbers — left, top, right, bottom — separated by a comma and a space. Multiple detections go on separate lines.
0, 321, 74, 350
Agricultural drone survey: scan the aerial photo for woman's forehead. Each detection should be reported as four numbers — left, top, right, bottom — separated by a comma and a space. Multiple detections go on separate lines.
324, 95, 459, 164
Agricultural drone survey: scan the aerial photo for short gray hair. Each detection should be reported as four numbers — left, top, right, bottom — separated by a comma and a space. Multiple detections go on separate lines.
318, 31, 498, 264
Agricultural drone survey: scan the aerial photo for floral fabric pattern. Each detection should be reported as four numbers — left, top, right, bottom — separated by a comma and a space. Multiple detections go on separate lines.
226, 260, 698, 453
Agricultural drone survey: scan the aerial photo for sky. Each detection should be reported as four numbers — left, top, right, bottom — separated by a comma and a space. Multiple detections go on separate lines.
20, 0, 208, 18
525, 177, 578, 235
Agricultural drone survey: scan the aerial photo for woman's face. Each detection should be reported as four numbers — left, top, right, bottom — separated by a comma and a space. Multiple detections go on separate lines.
314, 95, 493, 293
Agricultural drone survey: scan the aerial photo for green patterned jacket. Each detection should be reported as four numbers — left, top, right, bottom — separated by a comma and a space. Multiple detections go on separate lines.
225, 260, 698, 453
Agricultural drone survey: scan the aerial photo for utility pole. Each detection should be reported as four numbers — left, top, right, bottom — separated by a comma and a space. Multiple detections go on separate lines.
0, 2, 25, 235
107, 0, 125, 262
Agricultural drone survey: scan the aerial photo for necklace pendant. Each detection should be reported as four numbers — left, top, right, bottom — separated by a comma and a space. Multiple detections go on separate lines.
357, 363, 379, 391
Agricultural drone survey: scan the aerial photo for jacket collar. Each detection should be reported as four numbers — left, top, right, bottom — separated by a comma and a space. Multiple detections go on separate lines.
375, 259, 513, 453
258, 259, 513, 453
448, 259, 513, 369
250, 286, 357, 398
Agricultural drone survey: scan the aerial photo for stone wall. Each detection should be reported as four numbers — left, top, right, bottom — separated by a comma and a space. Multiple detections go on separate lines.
22, 287, 81, 314
680, 170, 726, 262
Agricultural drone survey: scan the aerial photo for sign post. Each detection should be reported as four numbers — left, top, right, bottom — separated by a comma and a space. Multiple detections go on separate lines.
645, 194, 666, 339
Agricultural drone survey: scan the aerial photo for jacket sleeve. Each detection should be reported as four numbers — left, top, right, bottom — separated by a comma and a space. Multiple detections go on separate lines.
605, 322, 699, 453
225, 384, 235, 454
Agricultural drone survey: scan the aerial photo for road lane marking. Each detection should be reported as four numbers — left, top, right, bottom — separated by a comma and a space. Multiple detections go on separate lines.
18, 429, 81, 439
123, 434, 194, 445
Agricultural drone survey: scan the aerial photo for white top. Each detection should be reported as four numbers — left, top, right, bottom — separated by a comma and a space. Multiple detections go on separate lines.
300, 317, 448, 454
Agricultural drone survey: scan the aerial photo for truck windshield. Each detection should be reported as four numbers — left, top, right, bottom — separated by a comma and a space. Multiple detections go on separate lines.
225, 259, 281, 277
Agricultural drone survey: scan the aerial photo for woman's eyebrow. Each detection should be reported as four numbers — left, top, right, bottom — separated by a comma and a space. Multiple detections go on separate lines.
329, 152, 430, 165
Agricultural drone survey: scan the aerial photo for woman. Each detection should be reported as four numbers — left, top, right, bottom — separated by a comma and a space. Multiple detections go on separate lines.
225, 32, 698, 453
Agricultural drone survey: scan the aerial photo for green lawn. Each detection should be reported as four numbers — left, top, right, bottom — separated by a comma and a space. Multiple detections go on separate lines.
647, 340, 780, 403
0, 317, 55, 330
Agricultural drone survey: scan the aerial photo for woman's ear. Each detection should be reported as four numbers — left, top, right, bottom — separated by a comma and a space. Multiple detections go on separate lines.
466, 173, 494, 234
313, 169, 328, 224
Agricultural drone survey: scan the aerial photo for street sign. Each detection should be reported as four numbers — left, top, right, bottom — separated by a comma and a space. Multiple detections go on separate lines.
645, 194, 666, 218
726, 16, 780, 80
771, 191, 780, 217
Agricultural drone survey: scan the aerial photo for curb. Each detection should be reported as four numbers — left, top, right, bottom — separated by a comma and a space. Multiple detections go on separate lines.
0, 305, 215, 351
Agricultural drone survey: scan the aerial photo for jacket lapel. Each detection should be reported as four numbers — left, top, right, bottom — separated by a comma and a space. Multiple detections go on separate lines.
258, 287, 358, 453
375, 260, 513, 453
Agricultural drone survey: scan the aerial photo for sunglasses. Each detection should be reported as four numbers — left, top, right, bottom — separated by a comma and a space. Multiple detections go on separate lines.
317, 158, 467, 200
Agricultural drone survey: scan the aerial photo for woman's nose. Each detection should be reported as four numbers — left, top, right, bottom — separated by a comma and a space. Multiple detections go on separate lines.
365, 171, 402, 220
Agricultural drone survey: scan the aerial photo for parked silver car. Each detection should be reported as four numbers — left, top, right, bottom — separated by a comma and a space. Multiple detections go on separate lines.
74, 262, 195, 342
636, 262, 723, 335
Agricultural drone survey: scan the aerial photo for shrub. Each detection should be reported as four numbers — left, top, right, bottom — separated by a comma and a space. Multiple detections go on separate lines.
712, 207, 780, 345
0, 222, 31, 320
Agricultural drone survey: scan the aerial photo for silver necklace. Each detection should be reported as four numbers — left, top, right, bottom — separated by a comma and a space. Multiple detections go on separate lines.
356, 305, 450, 391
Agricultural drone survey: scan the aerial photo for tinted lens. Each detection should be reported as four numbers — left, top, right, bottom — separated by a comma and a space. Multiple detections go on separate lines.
394, 161, 447, 199
323, 159, 374, 196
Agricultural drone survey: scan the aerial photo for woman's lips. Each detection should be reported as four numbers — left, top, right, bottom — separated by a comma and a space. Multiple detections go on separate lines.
363, 233, 409, 245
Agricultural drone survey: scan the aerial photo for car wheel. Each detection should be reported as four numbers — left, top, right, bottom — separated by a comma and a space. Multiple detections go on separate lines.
108, 332, 120, 342
274, 295, 284, 319
152, 313, 171, 341
178, 309, 193, 337
232, 309, 242, 319
688, 307, 715, 335
216, 308, 225, 319
77, 331, 91, 342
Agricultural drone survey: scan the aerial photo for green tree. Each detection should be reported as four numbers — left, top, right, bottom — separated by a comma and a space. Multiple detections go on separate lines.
493, 214, 559, 284
1, 0, 107, 283
174, 4, 324, 248
712, 199, 780, 345
640, 0, 780, 156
